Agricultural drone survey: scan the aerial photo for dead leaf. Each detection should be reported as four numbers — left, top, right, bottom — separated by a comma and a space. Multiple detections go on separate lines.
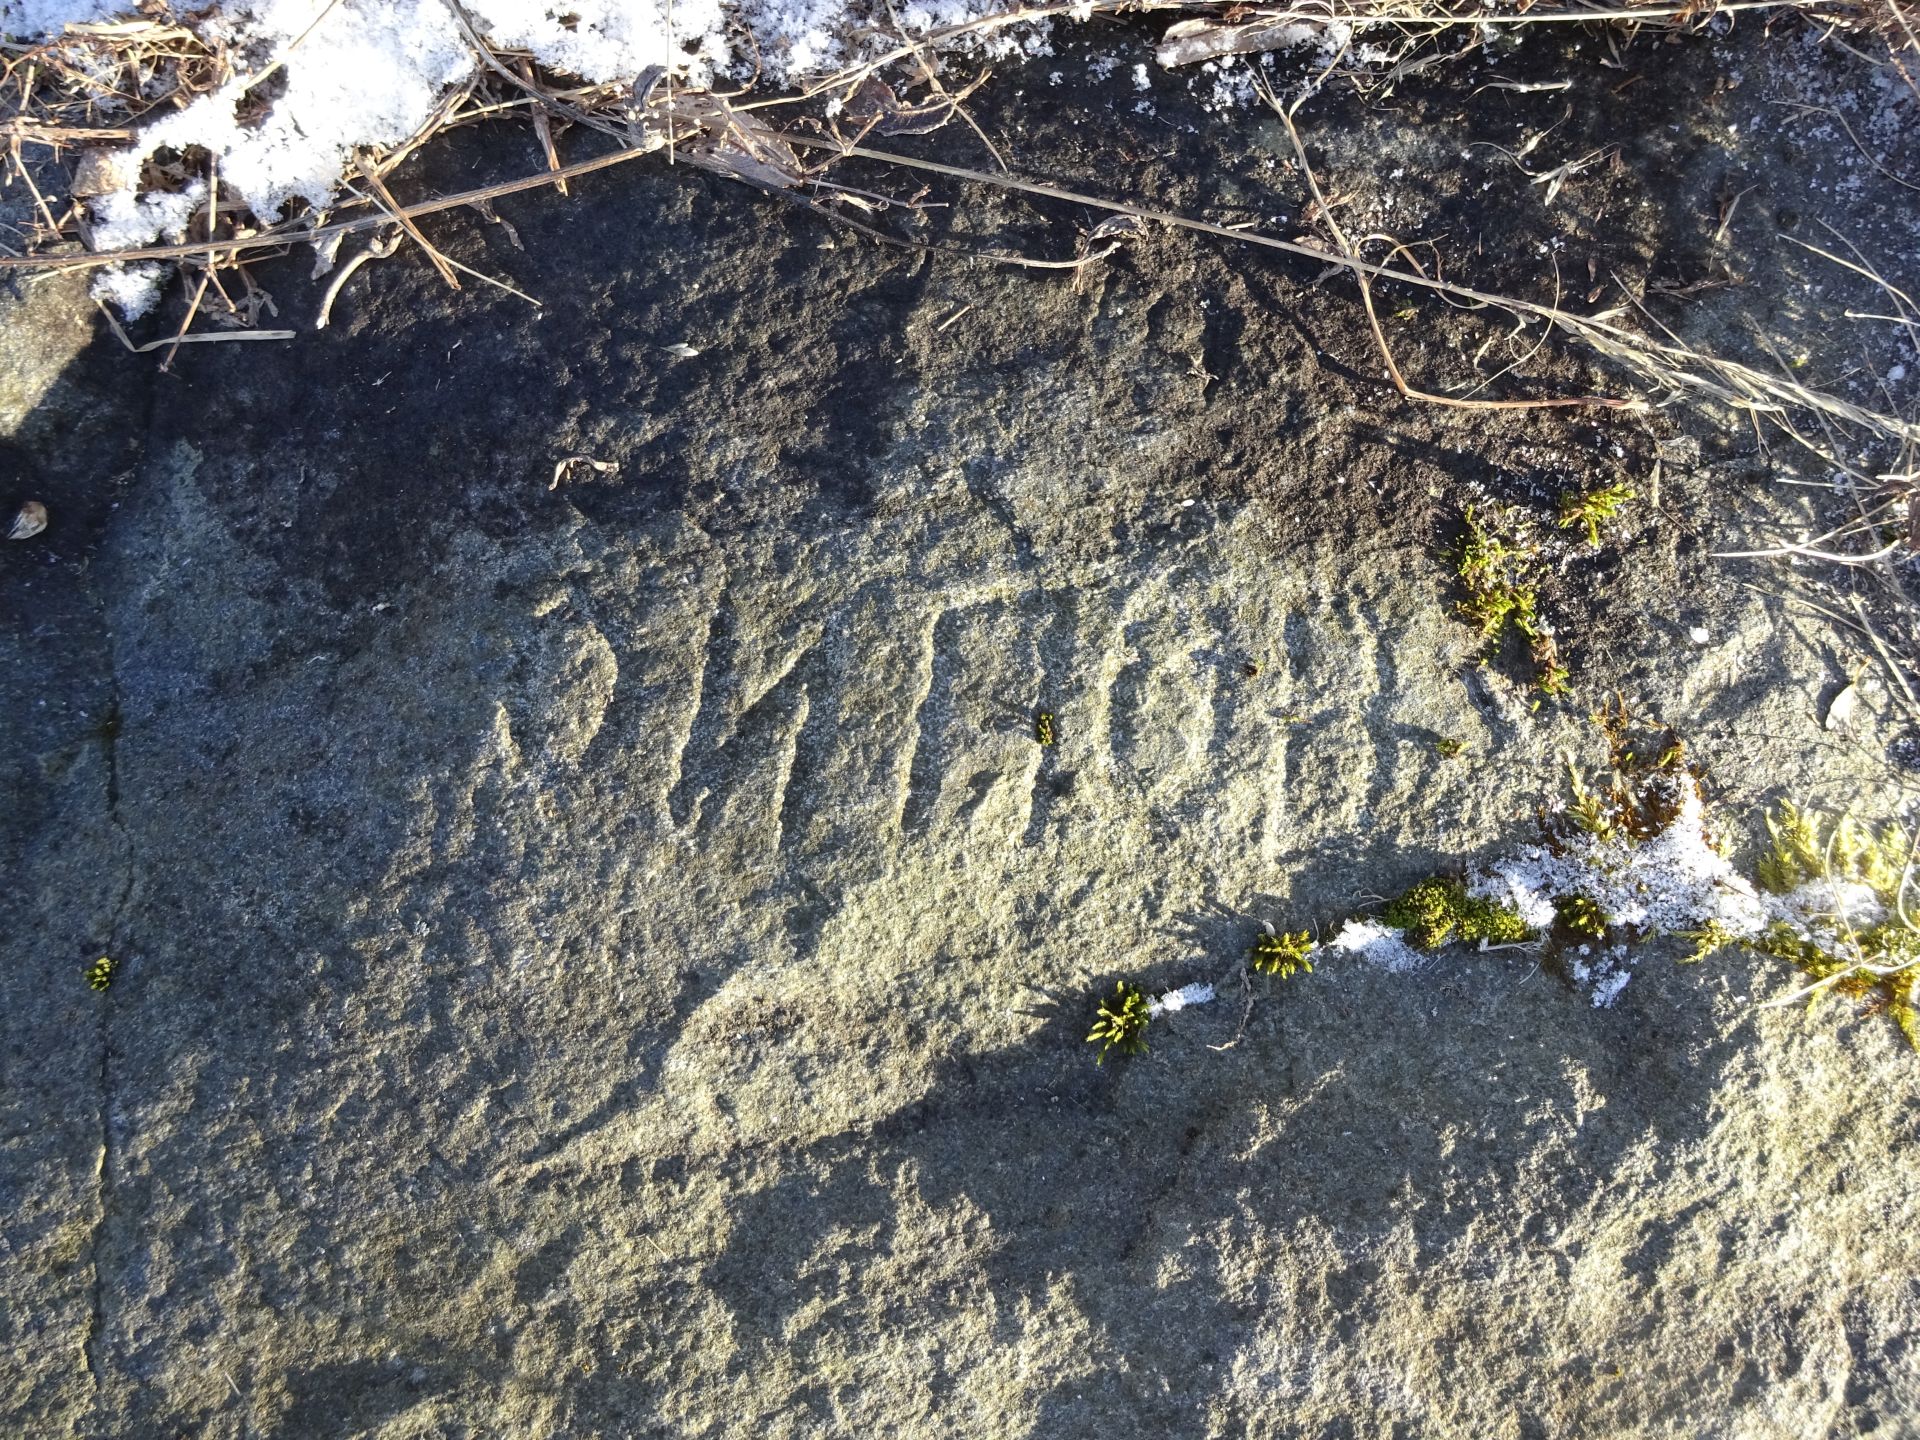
1824, 683, 1859, 731
1156, 16, 1330, 67
70, 150, 122, 198
7, 501, 46, 540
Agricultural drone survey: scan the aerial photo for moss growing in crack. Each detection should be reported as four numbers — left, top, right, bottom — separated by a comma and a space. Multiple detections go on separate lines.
1456, 506, 1537, 638
1556, 482, 1635, 547
1748, 805, 1920, 1051
1455, 506, 1569, 698
1383, 877, 1533, 950
1679, 918, 1741, 964
1087, 981, 1152, 1063
85, 955, 115, 992
1250, 929, 1314, 978
1554, 699, 1696, 849
1756, 802, 1907, 900
1556, 894, 1610, 940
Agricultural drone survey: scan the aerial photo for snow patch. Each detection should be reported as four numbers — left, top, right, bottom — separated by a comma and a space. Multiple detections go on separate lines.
1467, 780, 1767, 943
1149, 981, 1216, 1014
1328, 918, 1427, 974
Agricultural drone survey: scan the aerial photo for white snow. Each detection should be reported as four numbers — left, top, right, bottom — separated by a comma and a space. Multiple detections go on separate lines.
84, 180, 204, 317
88, 261, 171, 320
1305, 773, 1878, 1010
1467, 778, 1768, 943
8, 0, 1055, 311
1149, 981, 1216, 1014
1327, 918, 1426, 974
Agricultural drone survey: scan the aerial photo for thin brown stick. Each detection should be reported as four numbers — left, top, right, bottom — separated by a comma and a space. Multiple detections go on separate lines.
779, 137, 1920, 445
0, 118, 135, 143
356, 158, 460, 290
520, 56, 568, 195
157, 271, 211, 373
0, 145, 655, 270
1271, 89, 1616, 411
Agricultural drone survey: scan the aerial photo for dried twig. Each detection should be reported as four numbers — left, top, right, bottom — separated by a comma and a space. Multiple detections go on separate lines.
315, 230, 401, 329
355, 157, 461, 290
1269, 83, 1623, 412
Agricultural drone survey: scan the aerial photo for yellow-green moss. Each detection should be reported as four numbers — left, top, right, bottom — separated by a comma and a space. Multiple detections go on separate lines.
1756, 802, 1907, 899
1555, 894, 1610, 940
1087, 981, 1151, 1063
1250, 930, 1315, 979
1556, 482, 1634, 547
1748, 805, 1920, 1052
1455, 506, 1569, 698
1383, 877, 1533, 951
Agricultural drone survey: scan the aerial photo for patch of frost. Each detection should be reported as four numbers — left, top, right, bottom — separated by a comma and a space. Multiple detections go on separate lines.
1149, 982, 1217, 1014
1467, 779, 1767, 942
1328, 919, 1426, 974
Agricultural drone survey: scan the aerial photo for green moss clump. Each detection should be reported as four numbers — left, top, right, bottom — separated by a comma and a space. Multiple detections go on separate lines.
1557, 482, 1635, 547
1556, 894, 1610, 940
1383, 878, 1532, 951
1679, 918, 1740, 964
1455, 506, 1569, 698
1756, 802, 1906, 899
84, 955, 115, 992
1250, 930, 1315, 979
1456, 507, 1538, 639
1087, 981, 1152, 1064
1744, 805, 1920, 1052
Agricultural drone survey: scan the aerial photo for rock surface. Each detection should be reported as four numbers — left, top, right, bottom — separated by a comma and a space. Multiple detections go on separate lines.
3, 17, 1918, 1438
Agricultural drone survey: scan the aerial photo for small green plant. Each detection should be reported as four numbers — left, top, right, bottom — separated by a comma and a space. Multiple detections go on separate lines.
1565, 762, 1617, 841
1556, 894, 1610, 939
1748, 804, 1920, 1050
1679, 918, 1740, 964
1035, 710, 1056, 747
1553, 698, 1695, 848
1756, 802, 1905, 899
1087, 981, 1152, 1063
1556, 483, 1635, 547
1383, 877, 1532, 950
1434, 737, 1467, 760
85, 955, 115, 992
1455, 506, 1568, 698
1251, 929, 1315, 978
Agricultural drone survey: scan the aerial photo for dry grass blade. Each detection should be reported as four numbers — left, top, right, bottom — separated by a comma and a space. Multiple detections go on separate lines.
356, 158, 461, 290
315, 231, 402, 328
779, 136, 1919, 448
1267, 81, 1626, 412
0, 146, 659, 272
95, 300, 294, 351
